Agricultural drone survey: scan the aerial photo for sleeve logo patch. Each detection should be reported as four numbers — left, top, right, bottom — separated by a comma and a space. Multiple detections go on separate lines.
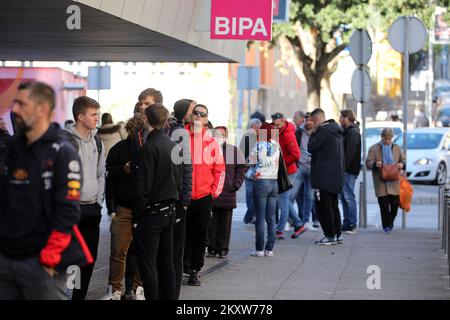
13, 169, 28, 180
68, 180, 81, 189
69, 161, 80, 172
66, 189, 81, 201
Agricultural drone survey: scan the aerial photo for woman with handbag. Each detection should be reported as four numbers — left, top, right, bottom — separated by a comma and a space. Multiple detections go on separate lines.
248, 123, 280, 257
366, 128, 406, 233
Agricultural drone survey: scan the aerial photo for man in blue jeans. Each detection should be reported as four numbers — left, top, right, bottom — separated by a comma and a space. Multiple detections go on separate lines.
295, 113, 318, 228
339, 110, 361, 234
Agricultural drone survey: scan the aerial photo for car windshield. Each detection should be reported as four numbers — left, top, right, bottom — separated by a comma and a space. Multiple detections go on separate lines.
401, 133, 443, 150
366, 127, 402, 138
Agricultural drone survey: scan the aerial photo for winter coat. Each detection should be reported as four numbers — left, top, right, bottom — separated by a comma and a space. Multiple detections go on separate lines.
185, 124, 226, 200
366, 143, 406, 197
343, 124, 362, 176
279, 121, 301, 175
212, 143, 247, 209
98, 124, 127, 157
308, 119, 345, 194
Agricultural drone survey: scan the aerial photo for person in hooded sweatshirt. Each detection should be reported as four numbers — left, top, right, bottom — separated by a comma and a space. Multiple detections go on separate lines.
66, 96, 106, 300
308, 108, 345, 246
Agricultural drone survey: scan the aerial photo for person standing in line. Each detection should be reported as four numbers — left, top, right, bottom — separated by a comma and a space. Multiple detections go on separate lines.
183, 104, 225, 286
166, 99, 194, 299
308, 108, 345, 246
339, 110, 361, 234
98, 112, 127, 157
294, 112, 319, 228
293, 111, 305, 130
239, 118, 262, 225
248, 123, 280, 257
0, 82, 85, 300
271, 112, 305, 240
103, 114, 144, 300
207, 126, 246, 258
366, 128, 405, 233
134, 104, 179, 300
66, 96, 106, 300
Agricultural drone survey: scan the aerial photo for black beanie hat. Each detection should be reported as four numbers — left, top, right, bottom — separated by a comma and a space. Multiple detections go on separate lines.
173, 99, 193, 121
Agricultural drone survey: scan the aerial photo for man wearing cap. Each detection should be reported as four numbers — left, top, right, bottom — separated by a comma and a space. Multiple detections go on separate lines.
271, 112, 305, 240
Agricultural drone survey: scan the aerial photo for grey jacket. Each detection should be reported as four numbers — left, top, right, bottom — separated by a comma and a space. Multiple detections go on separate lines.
66, 124, 106, 206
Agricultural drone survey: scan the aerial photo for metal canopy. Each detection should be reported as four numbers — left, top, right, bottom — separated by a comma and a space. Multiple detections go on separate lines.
0, 0, 234, 62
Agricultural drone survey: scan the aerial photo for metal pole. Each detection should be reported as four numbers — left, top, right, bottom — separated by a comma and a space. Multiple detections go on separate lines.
97, 63, 101, 103
248, 89, 252, 124
238, 90, 244, 130
444, 197, 448, 252
362, 102, 368, 228
428, 20, 434, 127
439, 185, 444, 231
359, 182, 365, 228
402, 17, 410, 229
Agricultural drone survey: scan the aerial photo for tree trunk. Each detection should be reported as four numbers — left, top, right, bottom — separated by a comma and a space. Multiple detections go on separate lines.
305, 73, 321, 109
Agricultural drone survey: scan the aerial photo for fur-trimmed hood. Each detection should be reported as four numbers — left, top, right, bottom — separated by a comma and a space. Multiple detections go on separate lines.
98, 124, 122, 135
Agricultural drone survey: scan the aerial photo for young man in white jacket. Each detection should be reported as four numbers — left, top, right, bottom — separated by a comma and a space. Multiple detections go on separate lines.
66, 96, 106, 300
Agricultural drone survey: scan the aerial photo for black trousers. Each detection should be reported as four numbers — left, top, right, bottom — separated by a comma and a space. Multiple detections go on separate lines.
377, 195, 400, 229
135, 211, 176, 300
208, 208, 233, 254
184, 195, 213, 272
71, 204, 101, 300
314, 189, 342, 238
173, 201, 186, 300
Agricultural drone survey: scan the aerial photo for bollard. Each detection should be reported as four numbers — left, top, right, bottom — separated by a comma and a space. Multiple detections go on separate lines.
444, 186, 450, 253
439, 185, 444, 231
359, 182, 364, 228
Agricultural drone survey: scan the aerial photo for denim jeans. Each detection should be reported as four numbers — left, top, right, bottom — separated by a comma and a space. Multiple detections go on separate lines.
253, 179, 278, 252
340, 173, 358, 228
243, 178, 255, 223
277, 172, 303, 232
296, 166, 315, 223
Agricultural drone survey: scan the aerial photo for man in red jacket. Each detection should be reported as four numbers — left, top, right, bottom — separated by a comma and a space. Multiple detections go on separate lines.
271, 113, 306, 239
183, 104, 225, 286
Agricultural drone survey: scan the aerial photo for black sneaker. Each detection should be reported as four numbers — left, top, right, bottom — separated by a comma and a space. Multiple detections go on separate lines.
121, 289, 136, 300
337, 234, 343, 244
344, 226, 357, 234
315, 236, 337, 246
218, 250, 228, 259
312, 221, 320, 229
206, 250, 216, 258
188, 270, 201, 286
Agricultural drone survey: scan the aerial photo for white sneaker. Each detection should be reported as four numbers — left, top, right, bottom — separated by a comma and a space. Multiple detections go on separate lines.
101, 285, 121, 300
264, 250, 273, 257
284, 222, 291, 232
135, 286, 145, 300
250, 251, 264, 257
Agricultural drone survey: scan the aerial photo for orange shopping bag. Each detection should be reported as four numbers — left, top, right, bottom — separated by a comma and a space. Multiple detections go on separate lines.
399, 175, 414, 212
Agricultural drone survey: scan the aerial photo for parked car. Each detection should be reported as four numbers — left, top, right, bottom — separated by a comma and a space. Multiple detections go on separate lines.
435, 106, 450, 127
395, 128, 450, 185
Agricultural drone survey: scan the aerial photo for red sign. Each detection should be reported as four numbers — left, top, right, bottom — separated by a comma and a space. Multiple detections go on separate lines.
211, 0, 273, 41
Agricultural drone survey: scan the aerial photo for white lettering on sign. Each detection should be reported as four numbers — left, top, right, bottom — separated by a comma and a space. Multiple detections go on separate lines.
215, 17, 268, 37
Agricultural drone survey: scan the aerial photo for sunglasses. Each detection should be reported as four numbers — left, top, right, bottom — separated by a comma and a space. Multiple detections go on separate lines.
193, 110, 208, 118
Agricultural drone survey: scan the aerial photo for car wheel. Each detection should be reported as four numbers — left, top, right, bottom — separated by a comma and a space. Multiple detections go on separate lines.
435, 162, 447, 185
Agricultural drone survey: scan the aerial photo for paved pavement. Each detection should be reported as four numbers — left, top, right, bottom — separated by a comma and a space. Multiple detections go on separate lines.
86, 194, 450, 300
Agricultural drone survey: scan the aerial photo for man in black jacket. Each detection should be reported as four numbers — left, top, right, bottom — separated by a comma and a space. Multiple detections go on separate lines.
166, 98, 193, 299
135, 104, 179, 300
308, 108, 344, 245
339, 110, 361, 234
0, 82, 83, 299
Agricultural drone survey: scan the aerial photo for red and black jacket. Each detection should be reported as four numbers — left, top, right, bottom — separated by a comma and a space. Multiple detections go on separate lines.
0, 123, 89, 268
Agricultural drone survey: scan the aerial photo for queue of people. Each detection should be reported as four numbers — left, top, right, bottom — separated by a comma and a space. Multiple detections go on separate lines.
0, 80, 407, 300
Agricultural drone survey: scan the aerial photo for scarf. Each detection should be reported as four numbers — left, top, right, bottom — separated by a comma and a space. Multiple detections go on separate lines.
381, 143, 394, 165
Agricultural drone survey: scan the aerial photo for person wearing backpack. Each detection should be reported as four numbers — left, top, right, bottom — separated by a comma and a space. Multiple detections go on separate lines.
0, 82, 86, 299
66, 96, 106, 300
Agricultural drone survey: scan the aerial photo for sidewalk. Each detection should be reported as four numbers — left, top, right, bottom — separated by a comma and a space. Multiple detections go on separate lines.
88, 203, 450, 300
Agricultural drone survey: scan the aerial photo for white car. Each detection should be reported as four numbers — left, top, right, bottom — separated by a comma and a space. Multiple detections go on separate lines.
364, 121, 403, 156
396, 128, 450, 185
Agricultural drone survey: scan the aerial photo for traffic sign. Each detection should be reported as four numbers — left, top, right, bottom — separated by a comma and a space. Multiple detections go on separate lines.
349, 29, 372, 66
388, 16, 427, 54
351, 67, 371, 103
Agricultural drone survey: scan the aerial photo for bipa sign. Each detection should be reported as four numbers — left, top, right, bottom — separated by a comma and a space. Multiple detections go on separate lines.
211, 0, 273, 41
